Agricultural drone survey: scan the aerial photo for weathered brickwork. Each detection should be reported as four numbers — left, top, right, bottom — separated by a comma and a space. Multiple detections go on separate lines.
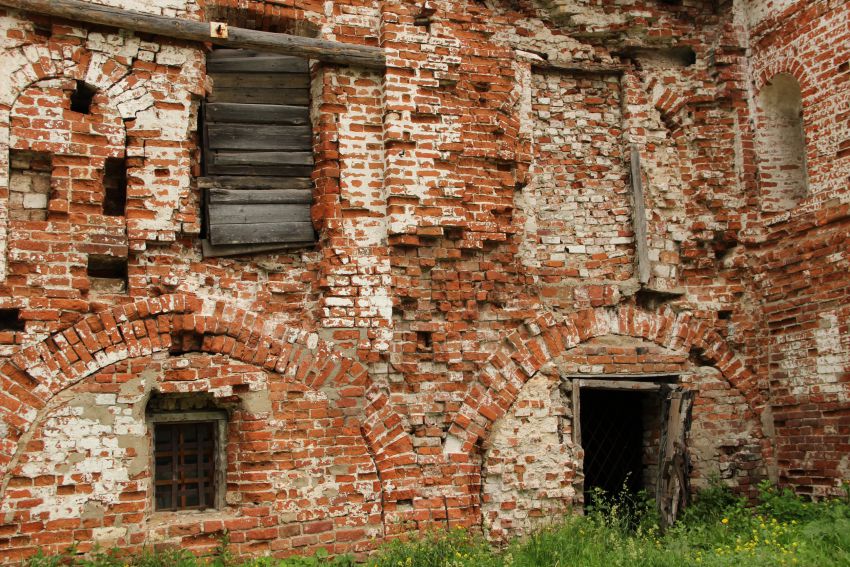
0, 0, 846, 562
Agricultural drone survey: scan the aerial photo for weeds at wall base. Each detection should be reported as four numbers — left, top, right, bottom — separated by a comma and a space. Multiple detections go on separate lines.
22, 481, 850, 567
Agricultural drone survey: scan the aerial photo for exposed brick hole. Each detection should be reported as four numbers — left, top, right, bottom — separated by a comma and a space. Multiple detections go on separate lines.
626, 46, 696, 67
87, 255, 128, 294
203, 6, 319, 37
170, 331, 205, 354
416, 331, 432, 352
414, 15, 431, 31
396, 499, 414, 509
444, 227, 464, 240
837, 139, 850, 159
838, 61, 849, 73
32, 22, 52, 40
70, 80, 97, 114
755, 74, 808, 212
718, 310, 733, 320
414, 4, 435, 31
103, 157, 127, 216
0, 308, 25, 331
635, 288, 680, 310
711, 231, 738, 261
8, 150, 51, 221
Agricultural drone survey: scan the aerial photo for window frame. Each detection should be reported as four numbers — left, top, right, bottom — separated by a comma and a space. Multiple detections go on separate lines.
149, 411, 228, 512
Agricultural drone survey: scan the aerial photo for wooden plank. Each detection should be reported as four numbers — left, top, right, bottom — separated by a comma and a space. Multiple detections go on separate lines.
210, 151, 313, 166
0, 0, 386, 69
577, 379, 663, 391
207, 54, 309, 74
198, 176, 312, 190
209, 73, 310, 90
204, 103, 310, 125
656, 388, 695, 530
207, 87, 309, 105
202, 239, 314, 258
630, 144, 651, 285
206, 124, 311, 151
208, 202, 310, 225
206, 123, 311, 151
203, 163, 313, 177
572, 379, 581, 446
208, 188, 312, 204
210, 221, 315, 245
567, 372, 678, 382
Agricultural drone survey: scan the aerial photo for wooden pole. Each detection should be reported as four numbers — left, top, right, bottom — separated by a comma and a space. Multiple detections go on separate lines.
0, 0, 386, 69
629, 144, 651, 285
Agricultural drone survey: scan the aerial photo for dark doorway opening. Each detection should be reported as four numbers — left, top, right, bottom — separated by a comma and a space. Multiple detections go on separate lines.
580, 389, 648, 502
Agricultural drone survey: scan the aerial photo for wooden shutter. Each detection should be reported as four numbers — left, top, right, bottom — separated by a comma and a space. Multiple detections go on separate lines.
656, 387, 695, 529
201, 49, 315, 256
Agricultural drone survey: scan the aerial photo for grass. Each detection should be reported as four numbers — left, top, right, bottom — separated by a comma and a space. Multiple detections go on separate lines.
23, 480, 850, 567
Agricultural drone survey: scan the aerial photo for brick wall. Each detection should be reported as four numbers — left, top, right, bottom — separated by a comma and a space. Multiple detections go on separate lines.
0, 0, 846, 562
745, 0, 850, 496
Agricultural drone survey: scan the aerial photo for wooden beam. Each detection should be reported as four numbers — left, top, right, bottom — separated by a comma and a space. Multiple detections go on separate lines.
571, 379, 581, 446
630, 145, 652, 285
0, 0, 386, 69
577, 379, 663, 391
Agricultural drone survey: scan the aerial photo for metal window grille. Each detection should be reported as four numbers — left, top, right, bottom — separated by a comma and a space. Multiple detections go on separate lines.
154, 421, 216, 511
580, 389, 645, 500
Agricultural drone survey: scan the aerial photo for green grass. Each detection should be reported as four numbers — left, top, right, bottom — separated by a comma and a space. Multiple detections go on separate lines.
23, 481, 850, 567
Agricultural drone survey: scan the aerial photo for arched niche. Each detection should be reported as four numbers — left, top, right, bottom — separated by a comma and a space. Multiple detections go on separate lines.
755, 73, 809, 212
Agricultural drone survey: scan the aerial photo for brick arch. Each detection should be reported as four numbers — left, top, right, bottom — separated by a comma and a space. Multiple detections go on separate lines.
446, 305, 765, 454
753, 58, 815, 99
0, 294, 413, 483
0, 41, 143, 112
0, 42, 156, 280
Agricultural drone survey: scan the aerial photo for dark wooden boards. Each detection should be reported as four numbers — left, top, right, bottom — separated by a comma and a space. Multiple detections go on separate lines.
198, 176, 312, 190
204, 103, 309, 125
202, 163, 313, 177
205, 124, 311, 151
208, 203, 311, 225
0, 0, 386, 69
211, 73, 310, 90
202, 239, 311, 258
210, 151, 312, 166
206, 50, 310, 74
208, 87, 309, 105
201, 48, 317, 254
210, 222, 315, 245
208, 188, 312, 205
207, 88, 310, 105
203, 50, 313, 175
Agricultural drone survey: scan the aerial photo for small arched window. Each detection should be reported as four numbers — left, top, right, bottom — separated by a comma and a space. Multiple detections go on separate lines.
755, 74, 808, 212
